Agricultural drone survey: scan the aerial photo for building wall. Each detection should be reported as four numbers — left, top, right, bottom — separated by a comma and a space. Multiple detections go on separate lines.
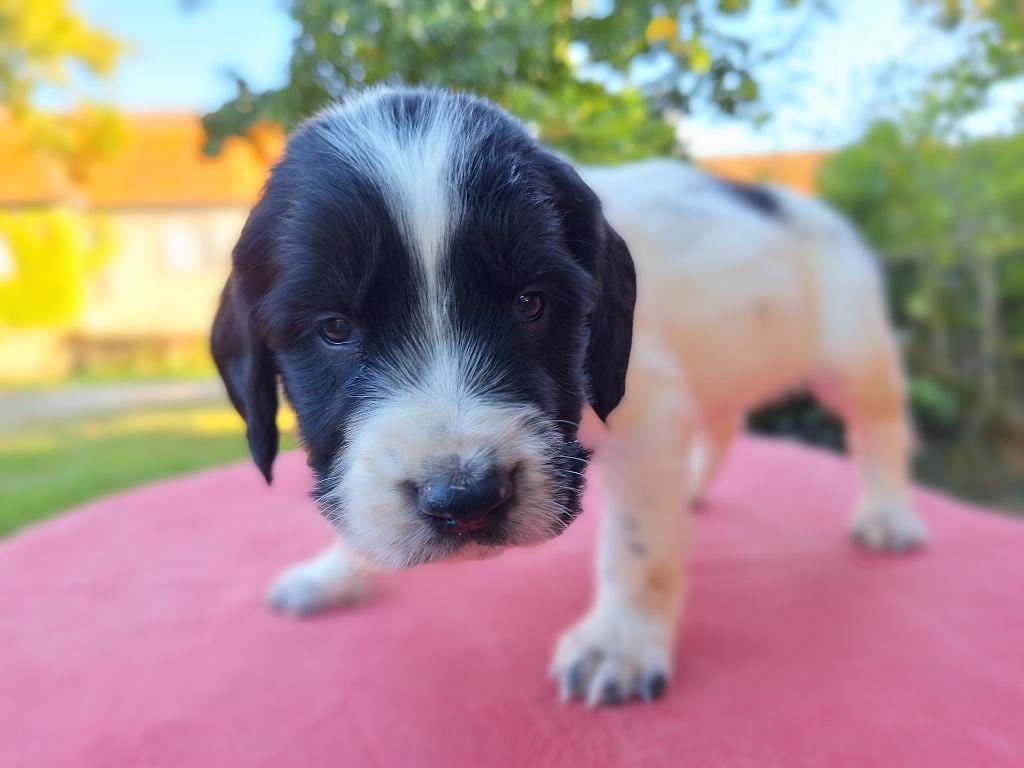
0, 204, 244, 382
0, 114, 831, 382
80, 205, 244, 337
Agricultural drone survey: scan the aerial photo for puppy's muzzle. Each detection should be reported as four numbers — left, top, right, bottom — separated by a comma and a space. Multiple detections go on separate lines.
415, 461, 514, 536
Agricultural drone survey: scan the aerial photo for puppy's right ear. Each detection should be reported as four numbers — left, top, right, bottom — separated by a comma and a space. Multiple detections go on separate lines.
211, 202, 280, 484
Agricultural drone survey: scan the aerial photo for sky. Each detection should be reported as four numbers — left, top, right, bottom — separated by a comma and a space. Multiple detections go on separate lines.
59, 0, 998, 156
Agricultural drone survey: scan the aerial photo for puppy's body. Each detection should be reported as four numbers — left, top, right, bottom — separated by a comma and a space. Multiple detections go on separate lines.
214, 89, 926, 707
580, 158, 920, 514
586, 160, 820, 422
547, 161, 926, 704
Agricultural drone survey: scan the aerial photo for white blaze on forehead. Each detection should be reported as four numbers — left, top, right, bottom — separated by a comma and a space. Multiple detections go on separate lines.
315, 90, 478, 299
303, 91, 578, 569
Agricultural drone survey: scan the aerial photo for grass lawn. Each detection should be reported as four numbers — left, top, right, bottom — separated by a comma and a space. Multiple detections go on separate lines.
0, 402, 296, 539
2, 394, 1020, 542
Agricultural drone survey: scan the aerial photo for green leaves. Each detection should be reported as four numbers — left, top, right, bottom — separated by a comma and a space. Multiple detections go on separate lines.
0, 0, 126, 332
0, 209, 115, 329
819, 121, 1024, 435
0, 0, 123, 116
0, 0, 126, 174
202, 0, 812, 161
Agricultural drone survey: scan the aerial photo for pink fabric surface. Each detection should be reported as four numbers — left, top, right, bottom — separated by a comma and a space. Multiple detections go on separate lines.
2, 437, 1023, 768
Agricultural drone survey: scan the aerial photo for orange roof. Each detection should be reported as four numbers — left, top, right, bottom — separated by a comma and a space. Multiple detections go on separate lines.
695, 149, 831, 195
0, 113, 284, 207
1, 113, 828, 206
0, 120, 80, 205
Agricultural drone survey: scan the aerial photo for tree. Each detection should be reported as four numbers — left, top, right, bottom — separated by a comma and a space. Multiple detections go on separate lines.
817, 0, 1024, 437
0, 0, 125, 176
0, 210, 114, 329
0, 0, 124, 329
203, 0, 822, 163
820, 122, 1024, 426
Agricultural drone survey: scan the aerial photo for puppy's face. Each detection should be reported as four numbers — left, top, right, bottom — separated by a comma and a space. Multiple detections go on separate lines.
212, 89, 635, 568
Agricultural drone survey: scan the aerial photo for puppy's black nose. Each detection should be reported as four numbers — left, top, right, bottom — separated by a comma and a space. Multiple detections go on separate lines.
417, 466, 513, 534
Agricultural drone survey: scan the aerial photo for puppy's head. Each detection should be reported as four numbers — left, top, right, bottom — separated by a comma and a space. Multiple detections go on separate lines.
211, 88, 635, 567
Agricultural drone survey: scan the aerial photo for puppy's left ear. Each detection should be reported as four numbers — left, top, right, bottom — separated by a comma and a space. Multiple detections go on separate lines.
539, 153, 637, 421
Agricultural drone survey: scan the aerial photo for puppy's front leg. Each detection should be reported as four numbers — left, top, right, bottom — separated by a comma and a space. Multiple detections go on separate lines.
552, 339, 693, 706
267, 538, 372, 615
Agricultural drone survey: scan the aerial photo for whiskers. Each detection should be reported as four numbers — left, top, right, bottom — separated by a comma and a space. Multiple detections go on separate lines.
553, 453, 589, 463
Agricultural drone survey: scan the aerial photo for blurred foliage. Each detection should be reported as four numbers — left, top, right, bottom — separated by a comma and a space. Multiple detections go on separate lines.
911, 0, 1024, 123
203, 0, 821, 162
816, 0, 1024, 438
0, 0, 126, 176
749, 393, 846, 451
741, 0, 1024, 516
0, 0, 121, 107
750, 2, 1024, 510
0, 209, 114, 328
819, 123, 1024, 437
0, 0, 125, 331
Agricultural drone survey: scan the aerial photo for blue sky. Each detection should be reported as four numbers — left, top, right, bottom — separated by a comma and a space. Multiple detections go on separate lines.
75, 0, 296, 112
61, 0, 983, 155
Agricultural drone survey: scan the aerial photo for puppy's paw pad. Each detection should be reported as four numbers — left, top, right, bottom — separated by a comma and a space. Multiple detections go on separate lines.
266, 552, 370, 616
550, 610, 672, 707
849, 504, 929, 552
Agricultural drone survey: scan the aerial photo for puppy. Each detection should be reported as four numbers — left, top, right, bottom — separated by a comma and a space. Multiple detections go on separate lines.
212, 87, 927, 707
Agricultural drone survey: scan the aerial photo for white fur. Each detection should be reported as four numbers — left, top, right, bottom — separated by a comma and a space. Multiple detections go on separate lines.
321, 379, 564, 568
551, 329, 695, 704
311, 93, 566, 568
317, 91, 467, 293
267, 541, 371, 615
267, 153, 926, 705
550, 160, 927, 702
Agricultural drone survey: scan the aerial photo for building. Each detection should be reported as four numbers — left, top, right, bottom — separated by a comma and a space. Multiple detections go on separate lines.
0, 115, 281, 379
0, 114, 828, 381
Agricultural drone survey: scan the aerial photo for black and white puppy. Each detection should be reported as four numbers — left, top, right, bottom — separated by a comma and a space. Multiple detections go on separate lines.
212, 87, 632, 568
214, 87, 926, 707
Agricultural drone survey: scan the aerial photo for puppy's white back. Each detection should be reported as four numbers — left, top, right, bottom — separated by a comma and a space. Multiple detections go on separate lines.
579, 159, 887, 418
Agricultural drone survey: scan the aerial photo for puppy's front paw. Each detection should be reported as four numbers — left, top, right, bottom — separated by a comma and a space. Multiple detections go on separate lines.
266, 546, 371, 615
849, 501, 929, 552
550, 607, 673, 706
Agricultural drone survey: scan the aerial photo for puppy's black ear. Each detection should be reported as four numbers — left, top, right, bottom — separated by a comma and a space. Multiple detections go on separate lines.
540, 153, 637, 421
583, 224, 636, 421
210, 203, 280, 483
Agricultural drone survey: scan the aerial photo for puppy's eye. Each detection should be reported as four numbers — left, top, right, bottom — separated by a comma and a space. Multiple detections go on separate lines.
514, 292, 545, 322
318, 317, 355, 346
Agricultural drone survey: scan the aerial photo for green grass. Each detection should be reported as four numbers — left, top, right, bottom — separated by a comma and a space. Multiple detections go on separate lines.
2, 396, 1020, 542
0, 402, 296, 538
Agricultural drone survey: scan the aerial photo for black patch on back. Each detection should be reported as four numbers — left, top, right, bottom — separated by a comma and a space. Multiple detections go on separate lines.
716, 178, 782, 219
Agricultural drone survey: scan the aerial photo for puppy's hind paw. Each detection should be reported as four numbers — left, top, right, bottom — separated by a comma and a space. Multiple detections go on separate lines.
849, 502, 929, 552
266, 546, 371, 616
550, 608, 673, 707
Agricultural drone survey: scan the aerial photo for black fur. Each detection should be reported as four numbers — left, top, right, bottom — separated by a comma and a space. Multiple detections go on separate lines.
716, 178, 781, 219
210, 270, 278, 482
210, 89, 635, 544
532, 153, 636, 420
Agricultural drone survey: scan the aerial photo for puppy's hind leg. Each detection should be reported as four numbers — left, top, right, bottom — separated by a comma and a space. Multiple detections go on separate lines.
843, 368, 929, 552
267, 538, 372, 615
689, 412, 741, 507
813, 304, 927, 551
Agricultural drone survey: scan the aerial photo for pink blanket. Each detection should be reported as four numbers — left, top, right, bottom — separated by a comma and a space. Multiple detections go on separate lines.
1, 437, 1022, 767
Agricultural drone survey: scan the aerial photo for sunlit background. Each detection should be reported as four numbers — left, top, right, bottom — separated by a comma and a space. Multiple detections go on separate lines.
1, 0, 1022, 538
